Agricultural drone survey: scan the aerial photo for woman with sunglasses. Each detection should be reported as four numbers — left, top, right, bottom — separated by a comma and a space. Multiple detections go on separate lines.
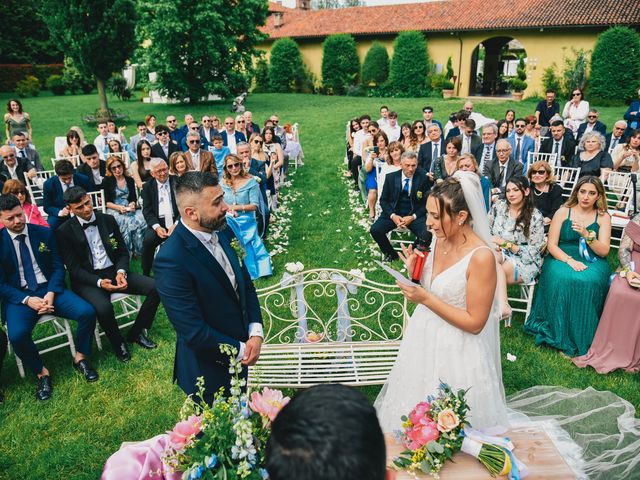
130, 139, 153, 189
523, 115, 537, 138
1, 179, 48, 227
59, 129, 83, 162
235, 115, 248, 142
412, 120, 428, 145
221, 154, 272, 280
562, 88, 590, 135
527, 160, 564, 229
103, 155, 147, 256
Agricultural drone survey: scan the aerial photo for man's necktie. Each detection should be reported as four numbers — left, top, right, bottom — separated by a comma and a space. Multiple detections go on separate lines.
609, 138, 618, 153
17, 234, 38, 291
19, 150, 26, 158
433, 143, 439, 159
210, 233, 236, 288
499, 164, 506, 185
403, 178, 410, 195
516, 138, 522, 162
553, 141, 560, 156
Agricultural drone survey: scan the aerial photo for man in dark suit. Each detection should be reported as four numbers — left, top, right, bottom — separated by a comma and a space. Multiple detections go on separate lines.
472, 123, 499, 173
576, 109, 607, 143
141, 158, 179, 276
540, 120, 576, 165
606, 121, 629, 153
0, 145, 36, 183
484, 140, 524, 200
180, 121, 210, 152
12, 132, 44, 171
43, 159, 90, 230
200, 115, 218, 144
77, 144, 106, 190
0, 194, 98, 400
370, 151, 431, 262
184, 131, 215, 172
445, 110, 470, 140
417, 124, 445, 172
57, 187, 160, 362
151, 125, 180, 162
243, 111, 260, 137
154, 171, 263, 403
220, 116, 247, 154
457, 119, 481, 155
507, 119, 536, 167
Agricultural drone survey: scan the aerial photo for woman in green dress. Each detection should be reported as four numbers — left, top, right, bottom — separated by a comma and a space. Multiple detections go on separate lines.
524, 176, 611, 356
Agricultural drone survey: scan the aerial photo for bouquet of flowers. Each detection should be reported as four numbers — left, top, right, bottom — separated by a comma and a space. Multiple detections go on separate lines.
393, 383, 523, 479
162, 344, 290, 480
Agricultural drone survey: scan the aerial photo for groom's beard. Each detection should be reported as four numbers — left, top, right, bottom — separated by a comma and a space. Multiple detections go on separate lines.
200, 214, 227, 232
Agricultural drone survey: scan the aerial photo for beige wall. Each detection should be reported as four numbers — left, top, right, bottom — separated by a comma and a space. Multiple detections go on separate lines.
260, 27, 602, 97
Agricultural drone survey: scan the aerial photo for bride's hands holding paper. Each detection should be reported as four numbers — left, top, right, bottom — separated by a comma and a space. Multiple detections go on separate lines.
399, 243, 417, 272
397, 281, 429, 304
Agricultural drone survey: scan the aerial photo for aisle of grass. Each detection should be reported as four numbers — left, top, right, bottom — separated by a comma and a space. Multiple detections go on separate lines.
0, 92, 637, 479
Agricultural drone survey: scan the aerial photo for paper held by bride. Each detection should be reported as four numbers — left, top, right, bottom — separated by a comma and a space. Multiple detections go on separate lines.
386, 426, 576, 479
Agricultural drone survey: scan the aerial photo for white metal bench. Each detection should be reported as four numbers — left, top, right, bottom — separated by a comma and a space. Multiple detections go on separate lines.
248, 268, 409, 388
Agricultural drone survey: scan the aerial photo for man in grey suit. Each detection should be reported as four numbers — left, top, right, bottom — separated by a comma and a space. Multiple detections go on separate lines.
12, 132, 43, 171
457, 119, 482, 155
484, 139, 524, 202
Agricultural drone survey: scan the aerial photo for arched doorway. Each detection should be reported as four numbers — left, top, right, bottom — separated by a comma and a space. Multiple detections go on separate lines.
469, 37, 527, 96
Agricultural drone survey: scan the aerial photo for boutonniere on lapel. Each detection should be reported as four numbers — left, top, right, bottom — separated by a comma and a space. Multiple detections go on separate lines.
109, 238, 118, 250
230, 238, 245, 265
38, 242, 50, 253
416, 191, 423, 200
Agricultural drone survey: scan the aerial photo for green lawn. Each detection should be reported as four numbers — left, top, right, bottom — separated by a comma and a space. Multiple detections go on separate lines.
0, 92, 637, 480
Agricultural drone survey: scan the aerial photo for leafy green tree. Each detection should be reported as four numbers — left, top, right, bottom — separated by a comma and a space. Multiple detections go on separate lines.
253, 56, 270, 93
361, 42, 389, 86
321, 34, 360, 95
510, 56, 528, 92
389, 31, 431, 96
42, 0, 137, 113
269, 38, 306, 93
561, 47, 590, 98
590, 26, 640, 101
541, 64, 562, 94
137, 0, 268, 103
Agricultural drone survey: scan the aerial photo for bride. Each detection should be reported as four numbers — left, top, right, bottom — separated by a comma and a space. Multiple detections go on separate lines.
375, 172, 508, 431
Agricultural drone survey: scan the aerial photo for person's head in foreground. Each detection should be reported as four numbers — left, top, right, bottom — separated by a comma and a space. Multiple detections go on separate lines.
265, 384, 395, 480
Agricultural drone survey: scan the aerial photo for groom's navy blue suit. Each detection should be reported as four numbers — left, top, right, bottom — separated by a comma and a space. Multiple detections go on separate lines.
154, 221, 262, 402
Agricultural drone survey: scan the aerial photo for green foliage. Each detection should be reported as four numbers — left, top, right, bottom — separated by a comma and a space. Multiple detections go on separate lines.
589, 27, 640, 102
46, 74, 66, 95
510, 56, 528, 92
321, 34, 360, 95
389, 31, 431, 96
15, 75, 40, 97
253, 56, 270, 93
361, 42, 389, 86
445, 56, 454, 80
430, 73, 453, 92
62, 56, 94, 94
268, 38, 306, 93
561, 47, 590, 98
138, 0, 268, 103
107, 74, 132, 101
541, 64, 562, 94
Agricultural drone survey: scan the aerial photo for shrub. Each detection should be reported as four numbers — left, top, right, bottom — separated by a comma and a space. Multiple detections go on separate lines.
252, 56, 270, 93
510, 56, 527, 92
445, 56, 454, 80
46, 74, 66, 95
589, 26, 640, 102
269, 38, 306, 93
389, 31, 431, 96
15, 75, 40, 97
321, 34, 360, 95
108, 74, 132, 101
430, 73, 453, 92
561, 47, 589, 98
541, 64, 562, 94
361, 42, 389, 86
0, 63, 63, 92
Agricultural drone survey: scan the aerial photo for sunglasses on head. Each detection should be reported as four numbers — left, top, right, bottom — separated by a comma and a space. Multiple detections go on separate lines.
271, 120, 279, 124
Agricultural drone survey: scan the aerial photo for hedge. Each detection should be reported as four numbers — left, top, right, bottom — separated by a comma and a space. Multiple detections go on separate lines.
389, 31, 431, 97
321, 34, 360, 95
0, 64, 63, 92
269, 38, 306, 93
361, 42, 389, 86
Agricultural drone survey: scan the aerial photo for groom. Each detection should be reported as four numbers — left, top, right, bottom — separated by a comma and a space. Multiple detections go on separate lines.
154, 171, 263, 403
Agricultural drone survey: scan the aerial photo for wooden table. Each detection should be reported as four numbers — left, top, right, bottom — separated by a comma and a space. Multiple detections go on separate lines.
386, 425, 576, 479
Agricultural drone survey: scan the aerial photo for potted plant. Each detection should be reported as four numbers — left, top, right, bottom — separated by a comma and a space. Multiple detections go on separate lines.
510, 56, 528, 100
442, 56, 455, 98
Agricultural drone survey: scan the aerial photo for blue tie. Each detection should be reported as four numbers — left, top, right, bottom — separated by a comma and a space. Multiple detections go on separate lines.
17, 234, 38, 291
403, 178, 410, 195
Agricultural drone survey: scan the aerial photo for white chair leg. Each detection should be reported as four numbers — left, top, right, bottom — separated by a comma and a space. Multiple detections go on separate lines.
94, 325, 103, 351
61, 319, 77, 357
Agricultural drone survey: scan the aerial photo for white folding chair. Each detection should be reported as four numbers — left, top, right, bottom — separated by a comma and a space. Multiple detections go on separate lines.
527, 151, 558, 168
605, 171, 634, 249
87, 190, 106, 213
93, 294, 143, 350
291, 122, 304, 169
552, 166, 580, 198
23, 170, 55, 214
106, 151, 130, 168
509, 283, 536, 324
54, 137, 67, 157
51, 155, 80, 167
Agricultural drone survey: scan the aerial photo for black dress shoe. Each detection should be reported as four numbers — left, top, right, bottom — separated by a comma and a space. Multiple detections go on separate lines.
128, 332, 157, 350
115, 343, 131, 362
383, 253, 399, 263
73, 359, 99, 382
36, 375, 53, 401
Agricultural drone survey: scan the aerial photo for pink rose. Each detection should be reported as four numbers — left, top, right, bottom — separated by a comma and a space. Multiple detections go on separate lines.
408, 402, 431, 426
249, 387, 291, 423
404, 418, 440, 450
437, 409, 460, 433
168, 415, 203, 451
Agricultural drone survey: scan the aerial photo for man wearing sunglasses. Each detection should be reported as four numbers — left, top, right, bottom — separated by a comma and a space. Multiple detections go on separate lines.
180, 121, 209, 152
184, 131, 215, 172
576, 109, 607, 144
165, 115, 181, 144
220, 116, 246, 154
0, 144, 36, 184
151, 125, 180, 162
606, 120, 628, 154
507, 119, 535, 167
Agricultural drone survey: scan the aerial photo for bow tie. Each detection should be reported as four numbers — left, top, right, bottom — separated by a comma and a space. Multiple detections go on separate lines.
81, 220, 97, 230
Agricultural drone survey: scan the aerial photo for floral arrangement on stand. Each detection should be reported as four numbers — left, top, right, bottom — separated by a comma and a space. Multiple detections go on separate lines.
393, 383, 526, 479
161, 344, 290, 480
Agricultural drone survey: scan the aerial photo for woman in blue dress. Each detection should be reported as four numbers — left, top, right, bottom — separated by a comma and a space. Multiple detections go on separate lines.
363, 131, 389, 220
103, 155, 147, 257
221, 154, 272, 280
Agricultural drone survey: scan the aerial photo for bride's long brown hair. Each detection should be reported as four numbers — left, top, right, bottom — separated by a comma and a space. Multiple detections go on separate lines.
430, 177, 471, 239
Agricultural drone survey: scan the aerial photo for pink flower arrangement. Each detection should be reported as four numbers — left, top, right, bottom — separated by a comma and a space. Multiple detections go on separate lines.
404, 417, 440, 451
168, 415, 203, 451
408, 402, 431, 426
249, 387, 291, 423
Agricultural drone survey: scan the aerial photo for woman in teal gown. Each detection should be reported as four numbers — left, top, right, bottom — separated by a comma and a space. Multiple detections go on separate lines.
525, 176, 612, 356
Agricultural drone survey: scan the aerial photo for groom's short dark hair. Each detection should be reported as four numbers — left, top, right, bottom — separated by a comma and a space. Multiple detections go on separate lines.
265, 384, 387, 480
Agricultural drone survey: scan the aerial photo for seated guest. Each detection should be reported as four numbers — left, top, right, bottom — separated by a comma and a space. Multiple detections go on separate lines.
370, 151, 430, 262
399, 122, 419, 153
184, 131, 215, 173
243, 111, 260, 137
412, 120, 428, 146
484, 139, 524, 200
59, 129, 83, 161
417, 124, 444, 172
456, 153, 491, 212
209, 134, 230, 173
234, 115, 249, 146
504, 109, 516, 134
472, 123, 499, 173
145, 114, 156, 135
0, 144, 36, 183
57, 187, 160, 362
444, 110, 469, 139
141, 159, 179, 276
12, 131, 43, 171
535, 89, 560, 134
266, 384, 391, 480
221, 155, 272, 279
168, 151, 193, 177
569, 131, 613, 178
540, 120, 577, 165
150, 125, 179, 162
457, 118, 481, 155
527, 160, 564, 229
77, 144, 106, 190
364, 131, 389, 220
43, 159, 90, 230
93, 120, 115, 159
606, 120, 628, 154
283, 122, 305, 163
0, 194, 98, 400
562, 88, 590, 135
525, 176, 611, 356
507, 118, 535, 167
524, 115, 538, 138
220, 116, 246, 154
180, 121, 209, 152
611, 129, 640, 173
129, 122, 156, 154
130, 139, 153, 189
496, 120, 509, 139
376, 141, 404, 204
103, 155, 146, 257
432, 136, 461, 184
200, 115, 217, 144
108, 137, 133, 165
489, 176, 545, 322
2, 180, 48, 228
576, 109, 607, 143
573, 214, 640, 373
421, 105, 442, 133
624, 89, 640, 136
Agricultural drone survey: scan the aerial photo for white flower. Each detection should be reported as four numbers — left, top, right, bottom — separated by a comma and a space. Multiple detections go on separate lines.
285, 262, 304, 273
506, 353, 517, 362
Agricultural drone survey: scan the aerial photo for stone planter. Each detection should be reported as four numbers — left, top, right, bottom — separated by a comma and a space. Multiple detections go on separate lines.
511, 92, 524, 101
442, 89, 454, 99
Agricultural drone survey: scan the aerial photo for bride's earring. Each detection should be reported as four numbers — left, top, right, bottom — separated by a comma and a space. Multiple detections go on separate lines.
458, 221, 464, 226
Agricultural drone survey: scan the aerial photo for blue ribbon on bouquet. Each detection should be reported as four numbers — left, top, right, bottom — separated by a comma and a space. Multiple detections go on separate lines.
578, 237, 596, 263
